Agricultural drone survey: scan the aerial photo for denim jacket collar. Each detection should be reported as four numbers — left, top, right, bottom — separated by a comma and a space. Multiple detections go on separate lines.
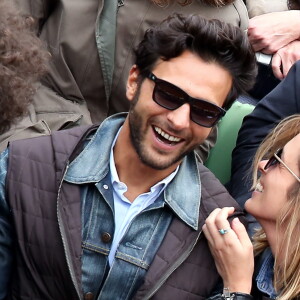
256, 247, 277, 299
64, 113, 201, 230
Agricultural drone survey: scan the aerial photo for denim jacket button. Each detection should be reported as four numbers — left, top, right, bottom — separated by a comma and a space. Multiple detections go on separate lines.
101, 232, 112, 243
84, 292, 94, 300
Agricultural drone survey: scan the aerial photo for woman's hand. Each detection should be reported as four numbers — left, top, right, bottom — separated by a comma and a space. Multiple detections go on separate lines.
248, 11, 300, 54
202, 207, 254, 294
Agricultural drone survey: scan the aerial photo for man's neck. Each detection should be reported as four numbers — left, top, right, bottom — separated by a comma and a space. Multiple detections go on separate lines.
113, 124, 179, 202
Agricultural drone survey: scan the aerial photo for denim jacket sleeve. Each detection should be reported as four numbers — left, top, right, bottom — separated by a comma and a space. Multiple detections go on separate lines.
0, 148, 13, 299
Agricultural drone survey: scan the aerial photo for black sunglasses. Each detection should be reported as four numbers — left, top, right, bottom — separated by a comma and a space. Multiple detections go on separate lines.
264, 148, 283, 170
264, 148, 300, 182
146, 72, 226, 128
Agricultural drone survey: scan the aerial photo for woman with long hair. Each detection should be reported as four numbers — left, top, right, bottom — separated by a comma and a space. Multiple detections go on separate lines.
204, 114, 300, 300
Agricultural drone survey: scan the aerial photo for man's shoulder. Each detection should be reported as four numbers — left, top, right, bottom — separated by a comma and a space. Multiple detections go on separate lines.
9, 125, 97, 153
198, 163, 230, 200
197, 163, 244, 216
7, 125, 98, 178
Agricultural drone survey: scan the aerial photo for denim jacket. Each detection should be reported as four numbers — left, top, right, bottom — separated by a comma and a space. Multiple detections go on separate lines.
255, 248, 277, 299
0, 113, 205, 299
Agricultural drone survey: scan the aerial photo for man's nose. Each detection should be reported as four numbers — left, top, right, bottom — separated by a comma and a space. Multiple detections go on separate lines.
166, 103, 191, 130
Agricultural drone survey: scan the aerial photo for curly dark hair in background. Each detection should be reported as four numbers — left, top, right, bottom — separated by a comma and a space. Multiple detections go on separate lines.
0, 0, 49, 134
134, 14, 257, 110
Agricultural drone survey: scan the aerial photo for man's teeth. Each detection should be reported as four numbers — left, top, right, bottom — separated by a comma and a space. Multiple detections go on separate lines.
255, 182, 263, 192
154, 126, 181, 142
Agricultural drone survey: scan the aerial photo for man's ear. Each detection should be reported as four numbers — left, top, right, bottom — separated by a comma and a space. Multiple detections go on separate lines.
126, 65, 140, 101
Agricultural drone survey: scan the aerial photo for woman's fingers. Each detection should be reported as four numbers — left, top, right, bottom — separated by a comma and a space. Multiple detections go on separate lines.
231, 217, 253, 248
204, 207, 236, 244
203, 207, 254, 293
204, 207, 252, 250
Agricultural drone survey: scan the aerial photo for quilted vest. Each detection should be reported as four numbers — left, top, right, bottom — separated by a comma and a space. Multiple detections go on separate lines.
6, 125, 245, 300
6, 125, 96, 300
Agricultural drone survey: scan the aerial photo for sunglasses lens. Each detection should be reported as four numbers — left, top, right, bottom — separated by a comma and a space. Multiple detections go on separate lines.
190, 101, 223, 127
264, 156, 277, 170
152, 77, 224, 128
154, 81, 186, 110
264, 149, 282, 170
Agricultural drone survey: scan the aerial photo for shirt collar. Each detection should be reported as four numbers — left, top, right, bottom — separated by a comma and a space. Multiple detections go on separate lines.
109, 126, 179, 198
64, 113, 201, 230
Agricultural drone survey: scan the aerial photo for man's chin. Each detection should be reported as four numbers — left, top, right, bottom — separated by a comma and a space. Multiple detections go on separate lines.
139, 151, 185, 171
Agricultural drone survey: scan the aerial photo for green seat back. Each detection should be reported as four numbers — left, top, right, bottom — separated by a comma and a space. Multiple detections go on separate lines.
205, 101, 255, 184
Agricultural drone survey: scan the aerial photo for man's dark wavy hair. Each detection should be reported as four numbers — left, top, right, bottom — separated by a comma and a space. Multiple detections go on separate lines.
0, 0, 49, 133
134, 14, 257, 110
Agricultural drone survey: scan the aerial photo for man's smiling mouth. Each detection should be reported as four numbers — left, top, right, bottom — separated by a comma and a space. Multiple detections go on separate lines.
153, 126, 182, 145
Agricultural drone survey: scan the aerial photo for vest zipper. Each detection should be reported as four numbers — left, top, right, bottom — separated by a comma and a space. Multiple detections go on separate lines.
141, 230, 203, 299
57, 162, 83, 300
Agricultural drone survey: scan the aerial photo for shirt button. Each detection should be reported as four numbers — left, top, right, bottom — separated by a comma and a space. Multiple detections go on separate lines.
84, 292, 94, 300
101, 232, 112, 243
103, 184, 109, 190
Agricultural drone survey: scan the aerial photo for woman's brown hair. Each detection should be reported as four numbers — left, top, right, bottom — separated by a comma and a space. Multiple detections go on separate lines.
252, 114, 300, 300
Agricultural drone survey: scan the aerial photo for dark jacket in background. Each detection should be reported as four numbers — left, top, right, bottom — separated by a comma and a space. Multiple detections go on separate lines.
228, 61, 300, 206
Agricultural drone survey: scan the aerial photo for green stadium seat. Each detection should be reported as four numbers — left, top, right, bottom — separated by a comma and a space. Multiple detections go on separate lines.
205, 100, 255, 184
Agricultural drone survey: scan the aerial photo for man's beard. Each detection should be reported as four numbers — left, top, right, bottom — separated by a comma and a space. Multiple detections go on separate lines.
128, 88, 194, 170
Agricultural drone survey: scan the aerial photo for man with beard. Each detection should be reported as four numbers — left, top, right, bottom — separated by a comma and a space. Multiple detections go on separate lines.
4, 0, 249, 162
0, 15, 256, 300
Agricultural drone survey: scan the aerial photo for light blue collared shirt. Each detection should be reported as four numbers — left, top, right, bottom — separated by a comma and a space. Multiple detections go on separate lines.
109, 127, 178, 265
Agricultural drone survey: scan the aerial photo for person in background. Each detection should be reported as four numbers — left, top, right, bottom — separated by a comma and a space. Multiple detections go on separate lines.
4, 0, 249, 161
245, 0, 288, 18
241, 0, 300, 101
0, 0, 49, 135
0, 14, 257, 300
204, 115, 300, 300
246, 0, 300, 82
227, 61, 300, 223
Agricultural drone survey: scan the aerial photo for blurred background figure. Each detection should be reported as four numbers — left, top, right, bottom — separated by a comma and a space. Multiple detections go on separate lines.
246, 0, 288, 18
245, 0, 300, 99
0, 0, 49, 134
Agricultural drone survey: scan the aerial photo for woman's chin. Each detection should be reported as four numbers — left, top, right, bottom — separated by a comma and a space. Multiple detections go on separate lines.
244, 197, 254, 215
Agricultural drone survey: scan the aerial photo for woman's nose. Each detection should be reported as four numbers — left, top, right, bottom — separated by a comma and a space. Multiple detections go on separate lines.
258, 160, 268, 173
